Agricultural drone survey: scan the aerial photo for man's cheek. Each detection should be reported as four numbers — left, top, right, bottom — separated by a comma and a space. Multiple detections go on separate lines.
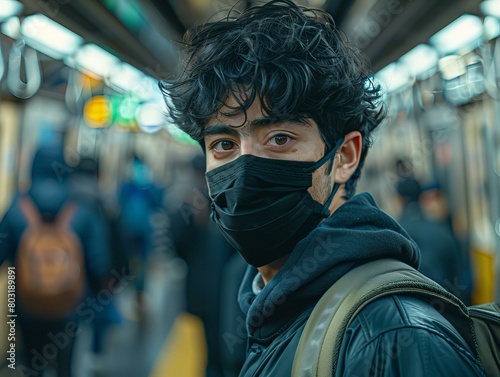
309, 169, 328, 202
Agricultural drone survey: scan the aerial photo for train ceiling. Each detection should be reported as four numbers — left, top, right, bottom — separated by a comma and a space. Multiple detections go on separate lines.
11, 0, 482, 81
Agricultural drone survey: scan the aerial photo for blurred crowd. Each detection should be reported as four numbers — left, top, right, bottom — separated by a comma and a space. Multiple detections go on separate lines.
0, 141, 245, 377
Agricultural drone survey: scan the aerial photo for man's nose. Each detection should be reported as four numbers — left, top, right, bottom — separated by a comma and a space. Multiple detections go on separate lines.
239, 139, 260, 157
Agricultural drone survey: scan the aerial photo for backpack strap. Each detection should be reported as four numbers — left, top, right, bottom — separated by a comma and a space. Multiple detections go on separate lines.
20, 196, 77, 229
55, 201, 77, 229
19, 196, 42, 228
292, 258, 478, 377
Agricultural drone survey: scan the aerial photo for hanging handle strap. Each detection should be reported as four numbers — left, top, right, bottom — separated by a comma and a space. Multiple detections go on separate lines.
7, 39, 42, 99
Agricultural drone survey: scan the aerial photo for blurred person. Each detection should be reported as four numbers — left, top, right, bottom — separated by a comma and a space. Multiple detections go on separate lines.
420, 181, 474, 304
69, 157, 102, 210
160, 1, 485, 376
169, 154, 239, 377
117, 155, 162, 325
69, 157, 122, 361
396, 177, 462, 295
218, 253, 248, 377
420, 182, 452, 222
0, 146, 111, 377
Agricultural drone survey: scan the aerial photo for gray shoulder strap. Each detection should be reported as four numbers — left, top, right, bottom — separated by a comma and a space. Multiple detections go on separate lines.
292, 258, 470, 377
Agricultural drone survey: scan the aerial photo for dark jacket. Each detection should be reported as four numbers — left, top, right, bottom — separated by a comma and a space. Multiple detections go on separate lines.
398, 202, 462, 294
237, 193, 485, 377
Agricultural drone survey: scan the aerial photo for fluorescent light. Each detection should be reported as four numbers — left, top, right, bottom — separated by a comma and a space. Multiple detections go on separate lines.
480, 0, 500, 18
0, 0, 23, 23
21, 14, 83, 60
135, 75, 163, 101
109, 63, 145, 92
74, 44, 120, 79
429, 14, 483, 55
375, 62, 410, 93
1, 16, 20, 38
438, 55, 466, 80
400, 44, 438, 79
484, 16, 500, 40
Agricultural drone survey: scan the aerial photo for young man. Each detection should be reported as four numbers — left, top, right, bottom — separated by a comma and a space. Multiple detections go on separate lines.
161, 1, 485, 375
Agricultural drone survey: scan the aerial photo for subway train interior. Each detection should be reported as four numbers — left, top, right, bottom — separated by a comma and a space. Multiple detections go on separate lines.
0, 0, 499, 376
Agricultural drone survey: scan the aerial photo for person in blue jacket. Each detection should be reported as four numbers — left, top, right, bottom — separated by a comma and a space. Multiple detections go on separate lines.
160, 0, 486, 376
0, 146, 111, 377
116, 155, 162, 326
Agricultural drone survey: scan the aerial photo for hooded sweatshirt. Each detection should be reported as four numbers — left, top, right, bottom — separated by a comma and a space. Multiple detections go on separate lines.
29, 146, 71, 220
237, 192, 484, 377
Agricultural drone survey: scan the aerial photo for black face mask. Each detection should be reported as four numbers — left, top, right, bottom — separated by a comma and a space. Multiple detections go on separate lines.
205, 137, 345, 267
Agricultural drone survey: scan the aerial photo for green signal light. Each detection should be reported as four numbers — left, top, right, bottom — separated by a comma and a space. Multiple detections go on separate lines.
166, 125, 198, 145
117, 97, 139, 121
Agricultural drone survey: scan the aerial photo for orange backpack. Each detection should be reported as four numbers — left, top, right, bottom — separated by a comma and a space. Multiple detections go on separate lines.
17, 197, 85, 319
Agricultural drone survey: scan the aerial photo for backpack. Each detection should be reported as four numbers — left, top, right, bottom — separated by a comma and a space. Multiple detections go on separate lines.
292, 258, 500, 377
16, 197, 85, 319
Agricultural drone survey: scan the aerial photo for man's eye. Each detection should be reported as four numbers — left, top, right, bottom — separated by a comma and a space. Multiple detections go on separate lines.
272, 135, 289, 146
215, 140, 235, 151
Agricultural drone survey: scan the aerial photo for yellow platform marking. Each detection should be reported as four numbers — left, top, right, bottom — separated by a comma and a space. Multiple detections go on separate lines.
471, 249, 496, 305
150, 312, 207, 377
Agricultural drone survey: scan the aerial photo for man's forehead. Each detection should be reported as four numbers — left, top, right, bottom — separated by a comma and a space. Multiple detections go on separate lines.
206, 96, 266, 126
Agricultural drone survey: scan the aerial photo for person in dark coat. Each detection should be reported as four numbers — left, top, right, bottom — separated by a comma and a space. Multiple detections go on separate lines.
69, 157, 122, 357
169, 155, 238, 377
0, 146, 111, 377
160, 1, 486, 376
396, 177, 464, 297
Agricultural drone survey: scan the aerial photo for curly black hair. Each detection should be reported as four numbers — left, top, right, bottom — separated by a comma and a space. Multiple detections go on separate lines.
160, 0, 384, 199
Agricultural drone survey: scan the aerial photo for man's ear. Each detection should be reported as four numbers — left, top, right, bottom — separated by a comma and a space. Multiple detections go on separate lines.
334, 131, 362, 184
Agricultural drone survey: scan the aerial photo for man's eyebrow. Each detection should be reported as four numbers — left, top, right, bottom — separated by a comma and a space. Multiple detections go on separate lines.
204, 125, 240, 137
248, 117, 311, 129
204, 118, 310, 138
